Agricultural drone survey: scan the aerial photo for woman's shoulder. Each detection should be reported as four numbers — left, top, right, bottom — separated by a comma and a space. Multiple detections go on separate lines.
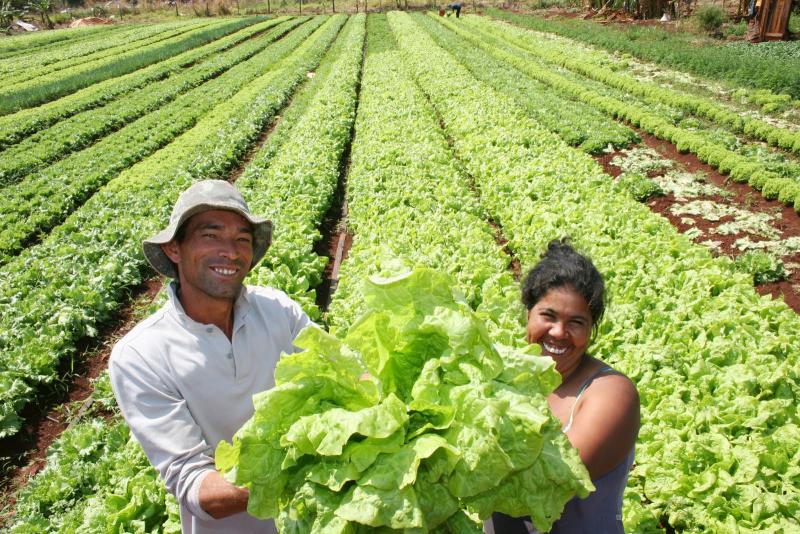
585, 359, 638, 397
578, 359, 640, 427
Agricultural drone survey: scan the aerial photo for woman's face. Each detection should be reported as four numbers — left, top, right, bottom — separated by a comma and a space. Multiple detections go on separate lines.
527, 286, 593, 376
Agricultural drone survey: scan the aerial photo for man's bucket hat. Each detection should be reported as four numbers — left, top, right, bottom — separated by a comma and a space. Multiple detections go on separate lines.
143, 180, 272, 279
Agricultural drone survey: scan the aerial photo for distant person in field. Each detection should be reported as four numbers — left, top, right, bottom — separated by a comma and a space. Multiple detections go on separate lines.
487, 239, 640, 534
109, 180, 311, 534
447, 1, 463, 17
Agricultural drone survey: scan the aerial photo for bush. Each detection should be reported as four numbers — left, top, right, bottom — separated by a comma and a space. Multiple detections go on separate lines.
694, 5, 727, 35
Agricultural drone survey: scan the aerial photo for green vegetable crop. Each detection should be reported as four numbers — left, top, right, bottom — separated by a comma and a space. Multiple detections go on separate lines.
216, 267, 593, 533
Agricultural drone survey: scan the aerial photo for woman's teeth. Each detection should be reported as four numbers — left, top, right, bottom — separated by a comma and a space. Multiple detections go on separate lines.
543, 343, 567, 355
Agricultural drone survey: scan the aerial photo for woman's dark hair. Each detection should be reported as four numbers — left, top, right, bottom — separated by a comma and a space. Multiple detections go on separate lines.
521, 238, 606, 333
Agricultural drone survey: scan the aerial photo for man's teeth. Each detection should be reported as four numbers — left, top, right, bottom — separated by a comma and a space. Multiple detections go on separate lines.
543, 343, 568, 355
213, 267, 237, 275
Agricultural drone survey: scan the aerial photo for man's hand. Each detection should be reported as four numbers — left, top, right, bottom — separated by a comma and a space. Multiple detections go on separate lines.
199, 470, 249, 519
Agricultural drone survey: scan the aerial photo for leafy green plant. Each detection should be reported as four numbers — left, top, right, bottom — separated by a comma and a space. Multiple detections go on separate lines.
0, 0, 21, 34
25, 0, 53, 29
615, 172, 664, 201
693, 5, 726, 35
218, 268, 592, 532
0, 15, 346, 439
734, 251, 786, 284
486, 8, 800, 99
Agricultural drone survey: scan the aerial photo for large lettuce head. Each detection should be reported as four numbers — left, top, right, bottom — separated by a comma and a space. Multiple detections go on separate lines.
216, 267, 593, 533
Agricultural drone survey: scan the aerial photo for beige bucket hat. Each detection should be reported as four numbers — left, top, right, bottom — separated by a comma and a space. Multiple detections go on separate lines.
143, 180, 272, 279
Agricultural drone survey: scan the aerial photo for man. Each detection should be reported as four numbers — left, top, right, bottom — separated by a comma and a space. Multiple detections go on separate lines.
447, 2, 462, 17
109, 180, 311, 533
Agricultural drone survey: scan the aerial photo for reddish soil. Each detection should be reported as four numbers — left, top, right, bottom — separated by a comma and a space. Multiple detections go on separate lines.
0, 276, 163, 524
488, 218, 523, 280
596, 130, 800, 314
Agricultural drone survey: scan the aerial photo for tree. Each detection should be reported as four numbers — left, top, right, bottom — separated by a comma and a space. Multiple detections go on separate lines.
1, 0, 22, 34
26, 0, 52, 29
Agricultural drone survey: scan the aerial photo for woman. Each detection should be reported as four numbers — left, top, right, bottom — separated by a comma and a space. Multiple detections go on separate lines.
489, 239, 640, 534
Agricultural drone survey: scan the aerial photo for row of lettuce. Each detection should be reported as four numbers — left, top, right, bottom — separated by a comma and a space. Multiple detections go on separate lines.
389, 12, 799, 532
447, 15, 800, 213
0, 13, 347, 440
0, 22, 121, 57
0, 18, 217, 85
0, 18, 283, 148
0, 17, 321, 267
8, 15, 366, 532
5, 11, 800, 533
0, 17, 296, 184
0, 17, 261, 115
486, 8, 800, 100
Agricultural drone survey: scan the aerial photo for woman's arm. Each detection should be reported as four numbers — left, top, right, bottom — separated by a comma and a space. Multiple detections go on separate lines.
564, 374, 640, 480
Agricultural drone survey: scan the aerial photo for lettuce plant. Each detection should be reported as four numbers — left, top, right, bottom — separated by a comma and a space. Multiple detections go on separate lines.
217, 268, 593, 533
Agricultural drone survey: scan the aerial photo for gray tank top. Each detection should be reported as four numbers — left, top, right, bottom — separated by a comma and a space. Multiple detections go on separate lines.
486, 366, 634, 534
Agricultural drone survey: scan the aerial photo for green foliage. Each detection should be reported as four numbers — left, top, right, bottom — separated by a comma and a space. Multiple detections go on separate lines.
723, 20, 747, 37
25, 0, 53, 29
0, 14, 345, 439
0, 17, 256, 115
0, 17, 290, 148
218, 268, 592, 532
0, 0, 21, 33
387, 12, 800, 531
243, 14, 366, 319
693, 5, 726, 34
421, 13, 637, 154
0, 18, 291, 186
0, 18, 310, 267
615, 172, 664, 201
464, 14, 800, 211
734, 251, 786, 284
486, 8, 800, 99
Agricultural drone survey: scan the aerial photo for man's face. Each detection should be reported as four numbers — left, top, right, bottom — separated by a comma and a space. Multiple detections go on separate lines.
161, 210, 254, 303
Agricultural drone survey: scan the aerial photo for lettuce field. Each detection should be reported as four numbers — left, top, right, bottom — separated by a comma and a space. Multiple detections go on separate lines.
1, 10, 799, 533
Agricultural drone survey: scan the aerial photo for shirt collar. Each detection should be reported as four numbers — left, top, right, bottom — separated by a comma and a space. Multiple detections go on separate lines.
166, 281, 252, 332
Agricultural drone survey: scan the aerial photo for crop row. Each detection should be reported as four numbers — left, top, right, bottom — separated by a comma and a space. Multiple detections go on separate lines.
0, 16, 261, 116
486, 8, 800, 100
0, 18, 217, 85
243, 13, 366, 320
413, 13, 637, 155
0, 17, 294, 186
0, 24, 118, 58
440, 17, 800, 212
328, 14, 517, 340
0, 22, 160, 64
0, 18, 291, 150
390, 11, 800, 532
468, 16, 800, 157
8, 18, 365, 531
0, 17, 314, 267
0, 14, 347, 439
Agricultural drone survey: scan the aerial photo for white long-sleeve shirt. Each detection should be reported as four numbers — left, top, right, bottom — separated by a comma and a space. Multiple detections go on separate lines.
109, 282, 311, 533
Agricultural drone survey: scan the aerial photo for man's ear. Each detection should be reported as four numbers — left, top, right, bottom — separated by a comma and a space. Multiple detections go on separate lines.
161, 241, 181, 265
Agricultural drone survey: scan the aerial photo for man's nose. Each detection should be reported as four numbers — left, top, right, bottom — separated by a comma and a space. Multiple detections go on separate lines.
218, 238, 240, 259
